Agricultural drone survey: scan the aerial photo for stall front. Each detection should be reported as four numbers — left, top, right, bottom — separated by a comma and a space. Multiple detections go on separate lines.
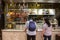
2, 2, 59, 40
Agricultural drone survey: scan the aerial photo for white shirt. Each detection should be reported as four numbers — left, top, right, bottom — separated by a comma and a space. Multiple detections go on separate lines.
43, 23, 52, 36
25, 20, 36, 35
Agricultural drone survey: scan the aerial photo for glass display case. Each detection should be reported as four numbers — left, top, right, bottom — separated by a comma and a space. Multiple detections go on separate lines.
5, 10, 28, 29
5, 3, 29, 29
5, 3, 57, 30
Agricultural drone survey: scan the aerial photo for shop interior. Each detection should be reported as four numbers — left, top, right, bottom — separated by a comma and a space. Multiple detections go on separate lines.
4, 2, 58, 30
0, 0, 60, 40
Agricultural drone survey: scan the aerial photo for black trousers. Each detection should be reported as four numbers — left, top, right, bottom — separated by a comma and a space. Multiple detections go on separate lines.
27, 34, 36, 40
44, 35, 51, 40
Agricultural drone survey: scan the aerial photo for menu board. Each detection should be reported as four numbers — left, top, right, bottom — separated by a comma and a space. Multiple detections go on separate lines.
25, 9, 55, 15
38, 9, 55, 15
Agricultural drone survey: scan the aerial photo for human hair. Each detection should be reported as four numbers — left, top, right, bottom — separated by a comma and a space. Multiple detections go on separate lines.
44, 18, 51, 27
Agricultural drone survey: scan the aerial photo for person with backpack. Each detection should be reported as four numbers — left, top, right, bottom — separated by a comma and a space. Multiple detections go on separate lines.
42, 18, 52, 40
25, 18, 37, 40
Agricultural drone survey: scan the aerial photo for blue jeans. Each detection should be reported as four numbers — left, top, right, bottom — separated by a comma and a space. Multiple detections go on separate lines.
44, 35, 51, 40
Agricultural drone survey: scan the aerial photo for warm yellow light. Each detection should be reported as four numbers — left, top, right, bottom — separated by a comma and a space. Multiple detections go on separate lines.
8, 12, 14, 15
37, 4, 40, 7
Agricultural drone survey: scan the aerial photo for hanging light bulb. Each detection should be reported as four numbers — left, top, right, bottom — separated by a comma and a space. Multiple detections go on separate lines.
10, 3, 12, 6
10, 0, 14, 6
19, 3, 20, 6
37, 4, 40, 7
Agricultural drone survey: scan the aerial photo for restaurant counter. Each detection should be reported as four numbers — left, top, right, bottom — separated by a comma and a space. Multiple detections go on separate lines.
2, 29, 60, 40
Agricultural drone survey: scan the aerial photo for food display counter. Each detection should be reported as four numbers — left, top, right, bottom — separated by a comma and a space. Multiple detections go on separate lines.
2, 28, 60, 40
3, 2, 59, 40
5, 8, 56, 29
4, 2, 57, 30
2, 29, 42, 40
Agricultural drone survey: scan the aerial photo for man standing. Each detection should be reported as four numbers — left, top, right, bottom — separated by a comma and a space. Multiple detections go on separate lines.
25, 18, 37, 40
